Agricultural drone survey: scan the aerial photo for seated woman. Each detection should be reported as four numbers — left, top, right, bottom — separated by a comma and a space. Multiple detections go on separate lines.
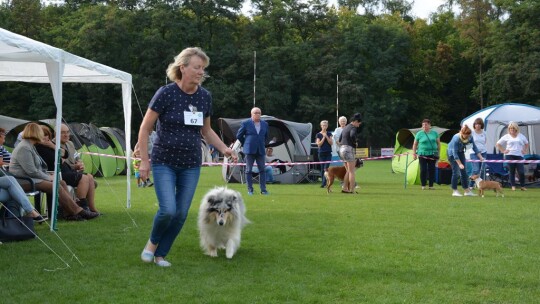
0, 175, 47, 222
8, 123, 99, 221
36, 125, 99, 213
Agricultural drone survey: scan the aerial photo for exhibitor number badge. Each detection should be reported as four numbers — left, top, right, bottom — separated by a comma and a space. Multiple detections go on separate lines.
184, 111, 203, 126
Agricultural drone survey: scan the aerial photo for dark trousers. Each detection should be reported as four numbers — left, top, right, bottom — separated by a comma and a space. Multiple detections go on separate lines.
318, 151, 332, 186
419, 155, 436, 187
505, 155, 525, 187
245, 153, 267, 192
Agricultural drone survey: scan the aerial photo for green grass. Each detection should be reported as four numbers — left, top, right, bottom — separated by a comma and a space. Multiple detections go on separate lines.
2, 160, 539, 303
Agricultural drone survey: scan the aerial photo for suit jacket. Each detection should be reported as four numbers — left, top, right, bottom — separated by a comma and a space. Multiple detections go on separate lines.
61, 141, 78, 169
9, 139, 50, 183
236, 119, 269, 156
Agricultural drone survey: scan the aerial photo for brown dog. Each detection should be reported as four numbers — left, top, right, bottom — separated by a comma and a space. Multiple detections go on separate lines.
470, 174, 504, 198
324, 159, 363, 193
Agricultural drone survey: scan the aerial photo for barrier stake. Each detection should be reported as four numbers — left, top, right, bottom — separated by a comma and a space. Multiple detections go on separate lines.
404, 154, 409, 189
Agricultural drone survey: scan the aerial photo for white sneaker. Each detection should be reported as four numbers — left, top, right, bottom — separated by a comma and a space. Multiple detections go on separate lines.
452, 191, 463, 197
421, 186, 426, 190
464, 191, 477, 197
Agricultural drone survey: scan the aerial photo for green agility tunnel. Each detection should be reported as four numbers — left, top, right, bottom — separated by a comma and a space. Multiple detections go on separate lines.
392, 126, 458, 185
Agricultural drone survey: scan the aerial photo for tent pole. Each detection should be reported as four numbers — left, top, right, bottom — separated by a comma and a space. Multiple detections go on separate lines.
253, 51, 256, 107
336, 74, 339, 127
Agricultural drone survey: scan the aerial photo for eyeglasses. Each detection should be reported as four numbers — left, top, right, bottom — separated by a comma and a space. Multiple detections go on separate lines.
60, 131, 70, 134
253, 112, 261, 114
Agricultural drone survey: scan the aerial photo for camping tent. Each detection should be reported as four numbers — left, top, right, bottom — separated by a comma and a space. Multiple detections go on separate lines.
218, 116, 312, 184
392, 126, 459, 185
461, 103, 540, 155
0, 28, 133, 226
0, 114, 27, 133
0, 116, 129, 177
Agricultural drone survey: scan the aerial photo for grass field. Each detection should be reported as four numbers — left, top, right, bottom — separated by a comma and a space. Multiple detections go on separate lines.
1, 160, 539, 303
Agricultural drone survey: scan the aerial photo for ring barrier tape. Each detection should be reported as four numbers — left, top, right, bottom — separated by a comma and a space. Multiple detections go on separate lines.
81, 151, 540, 167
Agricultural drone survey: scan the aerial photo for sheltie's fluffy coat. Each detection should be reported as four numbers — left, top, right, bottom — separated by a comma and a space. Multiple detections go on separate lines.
197, 187, 250, 259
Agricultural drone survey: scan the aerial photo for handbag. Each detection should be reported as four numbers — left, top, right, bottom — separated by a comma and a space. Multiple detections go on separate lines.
0, 206, 35, 242
425, 131, 439, 160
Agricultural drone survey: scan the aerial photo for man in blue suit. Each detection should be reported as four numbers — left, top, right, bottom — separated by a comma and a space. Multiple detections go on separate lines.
236, 107, 269, 195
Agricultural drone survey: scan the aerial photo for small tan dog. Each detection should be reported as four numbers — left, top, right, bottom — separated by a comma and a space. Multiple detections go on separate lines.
324, 159, 363, 193
469, 174, 504, 198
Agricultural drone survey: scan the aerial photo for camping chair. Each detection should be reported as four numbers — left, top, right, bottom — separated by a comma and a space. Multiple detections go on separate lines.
0, 167, 43, 213
226, 151, 245, 184
293, 155, 317, 183
485, 153, 509, 187
226, 151, 262, 184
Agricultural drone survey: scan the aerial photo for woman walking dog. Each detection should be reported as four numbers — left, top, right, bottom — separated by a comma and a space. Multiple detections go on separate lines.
338, 113, 362, 194
447, 125, 485, 197
138, 47, 235, 267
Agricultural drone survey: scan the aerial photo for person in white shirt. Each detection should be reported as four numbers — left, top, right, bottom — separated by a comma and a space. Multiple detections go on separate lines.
333, 116, 347, 154
469, 117, 487, 188
496, 121, 529, 191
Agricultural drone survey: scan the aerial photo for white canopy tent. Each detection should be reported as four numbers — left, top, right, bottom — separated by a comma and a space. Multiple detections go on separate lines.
0, 28, 133, 228
461, 103, 540, 155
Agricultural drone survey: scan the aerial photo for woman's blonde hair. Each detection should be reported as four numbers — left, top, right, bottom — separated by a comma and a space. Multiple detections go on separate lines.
166, 47, 210, 82
22, 122, 44, 141
508, 121, 520, 132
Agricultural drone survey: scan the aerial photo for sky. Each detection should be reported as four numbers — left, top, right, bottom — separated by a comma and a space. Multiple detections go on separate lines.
409, 0, 446, 19
242, 1, 447, 20
326, 0, 447, 19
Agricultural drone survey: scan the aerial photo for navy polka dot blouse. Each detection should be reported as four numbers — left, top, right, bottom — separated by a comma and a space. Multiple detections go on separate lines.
149, 83, 212, 168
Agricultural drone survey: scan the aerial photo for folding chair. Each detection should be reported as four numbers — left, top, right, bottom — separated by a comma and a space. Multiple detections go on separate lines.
293, 155, 317, 183
0, 167, 44, 213
485, 153, 509, 187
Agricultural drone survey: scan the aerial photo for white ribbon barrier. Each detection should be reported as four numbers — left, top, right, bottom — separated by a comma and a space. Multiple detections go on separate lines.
81, 151, 540, 167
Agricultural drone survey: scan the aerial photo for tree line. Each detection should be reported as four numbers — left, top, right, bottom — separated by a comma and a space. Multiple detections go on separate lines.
1, 0, 538, 147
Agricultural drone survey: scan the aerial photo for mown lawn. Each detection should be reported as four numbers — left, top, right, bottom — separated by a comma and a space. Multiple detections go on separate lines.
1, 160, 539, 303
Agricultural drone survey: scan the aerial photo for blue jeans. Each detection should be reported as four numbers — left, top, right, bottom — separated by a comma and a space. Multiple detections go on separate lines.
245, 154, 266, 192
469, 152, 487, 187
449, 153, 469, 190
318, 151, 332, 186
150, 164, 201, 258
0, 176, 34, 214
505, 155, 525, 187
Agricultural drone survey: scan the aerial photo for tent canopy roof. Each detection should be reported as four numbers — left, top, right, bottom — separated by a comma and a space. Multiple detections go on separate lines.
0, 114, 27, 133
218, 116, 312, 146
461, 103, 540, 129
0, 28, 131, 84
0, 28, 133, 212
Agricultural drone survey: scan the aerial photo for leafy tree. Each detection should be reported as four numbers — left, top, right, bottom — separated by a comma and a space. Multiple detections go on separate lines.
8, 0, 42, 37
1, 0, 537, 147
456, 0, 495, 109
483, 0, 540, 104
